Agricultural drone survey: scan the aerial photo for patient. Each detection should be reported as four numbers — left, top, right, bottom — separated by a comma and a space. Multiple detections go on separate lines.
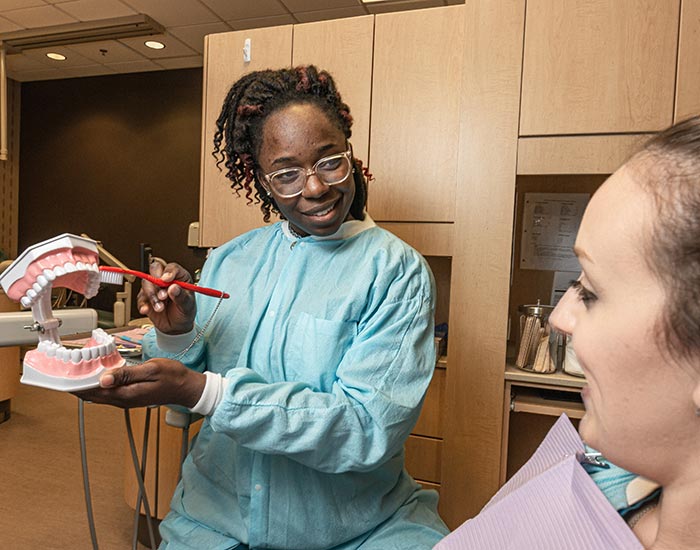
439, 117, 700, 549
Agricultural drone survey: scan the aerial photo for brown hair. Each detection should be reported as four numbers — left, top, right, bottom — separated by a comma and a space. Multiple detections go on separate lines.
635, 116, 700, 363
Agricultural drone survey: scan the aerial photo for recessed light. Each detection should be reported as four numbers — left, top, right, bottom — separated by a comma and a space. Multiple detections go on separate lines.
46, 52, 66, 61
144, 40, 165, 50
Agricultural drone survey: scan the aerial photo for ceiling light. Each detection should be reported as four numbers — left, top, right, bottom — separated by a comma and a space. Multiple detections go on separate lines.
46, 52, 66, 61
0, 14, 164, 54
144, 40, 165, 50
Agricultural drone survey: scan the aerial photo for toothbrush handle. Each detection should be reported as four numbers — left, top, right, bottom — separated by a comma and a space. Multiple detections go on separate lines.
100, 266, 230, 299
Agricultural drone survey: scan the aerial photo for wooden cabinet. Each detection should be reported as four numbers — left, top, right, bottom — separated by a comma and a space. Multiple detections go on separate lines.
676, 0, 700, 121
368, 6, 463, 222
292, 16, 374, 164
520, 0, 679, 135
199, 26, 292, 248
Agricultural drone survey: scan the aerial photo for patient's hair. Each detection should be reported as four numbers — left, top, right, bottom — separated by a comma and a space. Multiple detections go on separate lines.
634, 116, 700, 363
212, 65, 368, 223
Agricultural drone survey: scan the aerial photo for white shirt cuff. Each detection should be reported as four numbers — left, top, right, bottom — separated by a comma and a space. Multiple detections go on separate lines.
155, 327, 198, 353
189, 371, 229, 416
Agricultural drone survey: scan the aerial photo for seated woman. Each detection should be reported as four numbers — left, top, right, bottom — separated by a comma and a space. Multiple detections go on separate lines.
438, 116, 700, 549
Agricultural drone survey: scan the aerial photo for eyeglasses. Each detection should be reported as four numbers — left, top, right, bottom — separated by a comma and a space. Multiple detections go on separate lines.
262, 148, 353, 198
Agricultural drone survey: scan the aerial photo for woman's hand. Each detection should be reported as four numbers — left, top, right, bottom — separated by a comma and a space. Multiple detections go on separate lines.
137, 260, 196, 335
73, 358, 206, 409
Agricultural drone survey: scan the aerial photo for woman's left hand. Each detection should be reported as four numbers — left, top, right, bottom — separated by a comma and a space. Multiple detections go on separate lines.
73, 358, 206, 409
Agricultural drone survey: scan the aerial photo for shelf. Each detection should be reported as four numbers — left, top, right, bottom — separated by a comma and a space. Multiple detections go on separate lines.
510, 389, 585, 419
505, 364, 586, 390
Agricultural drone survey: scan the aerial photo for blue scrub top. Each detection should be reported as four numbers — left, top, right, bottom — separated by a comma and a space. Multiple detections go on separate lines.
144, 215, 449, 549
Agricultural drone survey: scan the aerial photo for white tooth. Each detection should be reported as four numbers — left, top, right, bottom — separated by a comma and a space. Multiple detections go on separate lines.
90, 263, 99, 272
27, 289, 37, 299
107, 342, 116, 353
46, 345, 57, 357
97, 344, 107, 356
37, 275, 48, 287
55, 266, 66, 277
76, 261, 86, 270
43, 269, 57, 281
58, 347, 68, 362
89, 346, 99, 360
38, 341, 47, 352
64, 262, 76, 273
71, 349, 81, 363
81, 348, 92, 361
21, 297, 32, 308
33, 283, 43, 294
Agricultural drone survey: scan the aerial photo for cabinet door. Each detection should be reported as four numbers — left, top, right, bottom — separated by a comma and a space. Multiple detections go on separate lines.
369, 6, 464, 222
676, 0, 700, 121
293, 16, 374, 164
199, 27, 293, 248
520, 0, 679, 135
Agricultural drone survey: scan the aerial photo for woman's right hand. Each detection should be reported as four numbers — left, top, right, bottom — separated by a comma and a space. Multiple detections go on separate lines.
136, 260, 196, 335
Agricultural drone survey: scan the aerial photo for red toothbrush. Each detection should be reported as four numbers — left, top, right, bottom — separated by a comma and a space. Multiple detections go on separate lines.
99, 266, 230, 299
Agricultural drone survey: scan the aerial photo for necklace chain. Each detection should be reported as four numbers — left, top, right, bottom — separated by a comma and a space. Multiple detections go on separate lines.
288, 223, 305, 239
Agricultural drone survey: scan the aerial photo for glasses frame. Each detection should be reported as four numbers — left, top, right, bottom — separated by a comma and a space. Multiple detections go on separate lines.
262, 147, 353, 198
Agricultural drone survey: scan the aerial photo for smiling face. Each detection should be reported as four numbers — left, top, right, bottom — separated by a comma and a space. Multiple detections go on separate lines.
256, 102, 356, 237
549, 162, 700, 483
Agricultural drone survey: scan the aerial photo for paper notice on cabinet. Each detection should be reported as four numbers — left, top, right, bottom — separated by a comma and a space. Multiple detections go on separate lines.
520, 193, 589, 271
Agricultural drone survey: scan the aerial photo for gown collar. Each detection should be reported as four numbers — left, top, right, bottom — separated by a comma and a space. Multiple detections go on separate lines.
282, 213, 376, 242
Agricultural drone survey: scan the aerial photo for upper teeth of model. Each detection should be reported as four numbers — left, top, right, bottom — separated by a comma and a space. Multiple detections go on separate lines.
20, 262, 101, 309
36, 328, 116, 363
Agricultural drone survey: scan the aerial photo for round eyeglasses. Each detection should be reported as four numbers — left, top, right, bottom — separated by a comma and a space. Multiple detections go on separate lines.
262, 148, 353, 198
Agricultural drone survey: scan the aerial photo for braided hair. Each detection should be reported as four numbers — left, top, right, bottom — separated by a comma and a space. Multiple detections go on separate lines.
212, 65, 370, 223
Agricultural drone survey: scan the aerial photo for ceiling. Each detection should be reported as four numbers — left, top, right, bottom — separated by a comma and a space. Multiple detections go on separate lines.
0, 0, 463, 82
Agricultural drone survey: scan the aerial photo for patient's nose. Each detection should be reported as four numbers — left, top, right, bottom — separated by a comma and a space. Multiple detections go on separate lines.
549, 287, 577, 336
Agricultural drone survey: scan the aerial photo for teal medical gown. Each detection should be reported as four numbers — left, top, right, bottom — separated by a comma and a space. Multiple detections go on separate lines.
142, 216, 449, 550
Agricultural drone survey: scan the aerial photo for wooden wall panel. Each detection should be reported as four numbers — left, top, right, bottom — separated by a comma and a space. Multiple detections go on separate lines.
440, 0, 525, 528
676, 0, 700, 121
0, 80, 20, 260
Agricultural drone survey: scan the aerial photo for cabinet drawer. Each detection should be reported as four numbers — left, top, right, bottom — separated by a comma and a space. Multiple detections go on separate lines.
412, 367, 445, 438
405, 435, 442, 484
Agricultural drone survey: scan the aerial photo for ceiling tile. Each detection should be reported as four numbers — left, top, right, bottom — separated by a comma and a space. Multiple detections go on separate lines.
228, 14, 295, 30
57, 0, 138, 21
154, 55, 202, 69
201, 0, 288, 21
120, 0, 219, 27
169, 21, 231, 53
10, 68, 64, 81
282, 0, 360, 12
103, 58, 160, 72
365, 0, 444, 15
2, 4, 78, 27
61, 63, 117, 77
118, 32, 197, 57
0, 15, 22, 32
294, 6, 367, 23
66, 39, 144, 63
0, 0, 46, 11
5, 53, 47, 71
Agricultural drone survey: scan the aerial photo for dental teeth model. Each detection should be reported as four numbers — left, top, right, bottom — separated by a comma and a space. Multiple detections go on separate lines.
0, 233, 125, 391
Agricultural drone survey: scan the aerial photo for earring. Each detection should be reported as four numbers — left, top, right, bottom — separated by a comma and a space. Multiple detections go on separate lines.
266, 190, 271, 197
696, 407, 700, 417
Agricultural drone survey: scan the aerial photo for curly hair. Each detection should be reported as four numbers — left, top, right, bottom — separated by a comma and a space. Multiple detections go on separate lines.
212, 65, 370, 223
633, 116, 700, 364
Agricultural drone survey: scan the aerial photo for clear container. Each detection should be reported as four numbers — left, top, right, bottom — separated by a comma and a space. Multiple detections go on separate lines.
515, 300, 556, 373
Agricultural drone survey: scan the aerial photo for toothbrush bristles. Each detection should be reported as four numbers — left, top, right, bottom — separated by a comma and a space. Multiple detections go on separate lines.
100, 270, 125, 285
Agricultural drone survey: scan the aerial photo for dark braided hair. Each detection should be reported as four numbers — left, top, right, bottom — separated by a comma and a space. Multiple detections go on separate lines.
212, 65, 370, 223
